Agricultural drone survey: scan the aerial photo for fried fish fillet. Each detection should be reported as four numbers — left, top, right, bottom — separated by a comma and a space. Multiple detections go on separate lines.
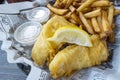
31, 15, 76, 66
49, 35, 109, 78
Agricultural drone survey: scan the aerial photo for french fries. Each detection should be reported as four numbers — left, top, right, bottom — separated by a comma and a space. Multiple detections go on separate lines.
53, 0, 61, 7
69, 5, 76, 12
102, 10, 113, 34
47, 0, 120, 40
68, 18, 78, 25
72, 1, 82, 8
65, 0, 75, 8
82, 8, 92, 13
62, 0, 68, 5
91, 17, 101, 33
79, 12, 94, 34
97, 11, 108, 39
71, 12, 82, 25
84, 8, 101, 18
91, 1, 110, 7
47, 4, 68, 15
108, 5, 114, 27
77, 0, 96, 12
64, 12, 72, 19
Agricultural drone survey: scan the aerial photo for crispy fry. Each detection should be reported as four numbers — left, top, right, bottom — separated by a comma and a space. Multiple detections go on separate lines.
108, 5, 114, 27
81, 0, 87, 3
72, 2, 82, 8
64, 12, 72, 19
65, 0, 75, 8
79, 12, 94, 34
102, 10, 113, 34
55, 2, 66, 9
62, 0, 68, 4
68, 18, 78, 25
97, 11, 102, 28
108, 22, 115, 41
69, 5, 76, 12
75, 0, 82, 3
91, 1, 110, 7
84, 9, 101, 18
53, 0, 61, 7
91, 17, 101, 33
97, 12, 107, 39
82, 8, 92, 13
77, 0, 96, 12
71, 12, 82, 25
47, 4, 68, 15
87, 19, 92, 27
87, 19, 94, 32
56, 0, 68, 8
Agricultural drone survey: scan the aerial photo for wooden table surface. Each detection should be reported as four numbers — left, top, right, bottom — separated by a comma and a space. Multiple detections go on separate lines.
0, 41, 27, 80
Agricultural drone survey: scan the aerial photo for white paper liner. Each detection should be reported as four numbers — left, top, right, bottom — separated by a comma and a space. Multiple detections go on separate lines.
0, 9, 120, 80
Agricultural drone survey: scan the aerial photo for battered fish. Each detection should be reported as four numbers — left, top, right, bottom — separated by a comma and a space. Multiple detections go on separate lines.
49, 35, 109, 78
31, 15, 77, 66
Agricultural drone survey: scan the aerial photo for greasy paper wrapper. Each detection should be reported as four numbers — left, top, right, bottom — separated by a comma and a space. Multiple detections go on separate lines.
0, 12, 120, 80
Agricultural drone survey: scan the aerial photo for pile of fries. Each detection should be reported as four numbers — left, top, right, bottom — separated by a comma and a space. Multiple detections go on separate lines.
47, 0, 120, 41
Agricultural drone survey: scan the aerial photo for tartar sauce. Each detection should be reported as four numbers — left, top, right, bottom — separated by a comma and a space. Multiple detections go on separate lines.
26, 7, 50, 23
14, 21, 41, 46
32, 10, 45, 19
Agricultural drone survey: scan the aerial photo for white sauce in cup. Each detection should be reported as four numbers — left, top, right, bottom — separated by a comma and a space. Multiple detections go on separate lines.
14, 21, 41, 46
26, 7, 50, 23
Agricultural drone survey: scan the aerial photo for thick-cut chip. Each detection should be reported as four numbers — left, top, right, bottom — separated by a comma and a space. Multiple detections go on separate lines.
81, 0, 87, 3
56, 2, 66, 9
64, 12, 72, 19
47, 4, 68, 15
69, 5, 76, 12
65, 0, 75, 8
72, 1, 82, 8
108, 5, 114, 27
53, 0, 61, 7
82, 8, 92, 13
75, 0, 82, 3
102, 10, 113, 34
79, 12, 94, 34
84, 9, 101, 18
91, 17, 101, 33
87, 19, 93, 30
91, 1, 110, 7
71, 12, 82, 25
77, 0, 96, 12
68, 18, 78, 25
97, 12, 107, 38
62, 0, 68, 5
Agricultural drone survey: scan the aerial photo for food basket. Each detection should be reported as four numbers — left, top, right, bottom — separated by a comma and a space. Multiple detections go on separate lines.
0, 0, 120, 80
